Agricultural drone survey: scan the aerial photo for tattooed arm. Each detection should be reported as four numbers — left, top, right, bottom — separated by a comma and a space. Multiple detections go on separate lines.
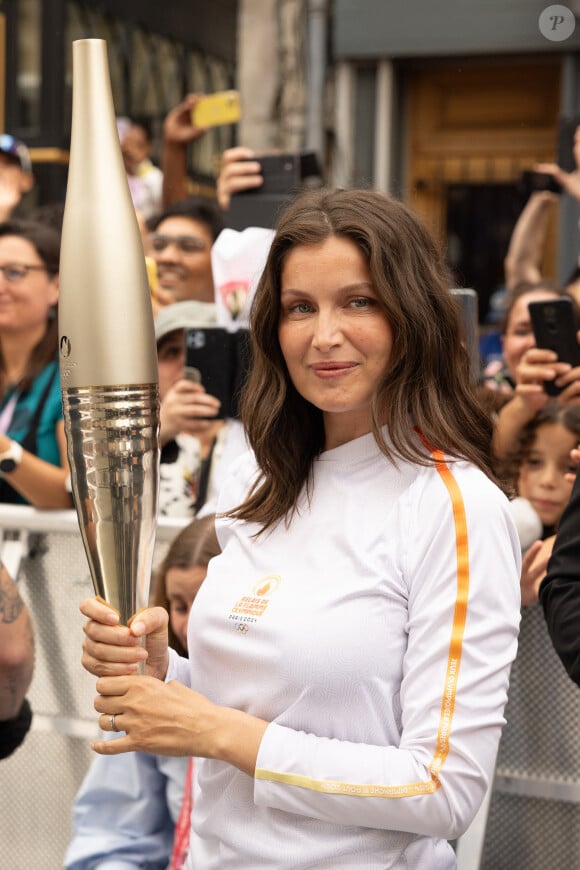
0, 563, 34, 721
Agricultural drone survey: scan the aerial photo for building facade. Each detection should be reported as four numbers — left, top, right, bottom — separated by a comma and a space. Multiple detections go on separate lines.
1, 0, 238, 202
330, 0, 580, 316
3, 0, 580, 318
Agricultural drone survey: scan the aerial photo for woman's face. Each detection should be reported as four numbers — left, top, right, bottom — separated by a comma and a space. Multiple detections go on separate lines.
501, 289, 560, 382
278, 235, 393, 450
165, 565, 207, 652
0, 236, 58, 334
157, 329, 186, 399
518, 422, 577, 528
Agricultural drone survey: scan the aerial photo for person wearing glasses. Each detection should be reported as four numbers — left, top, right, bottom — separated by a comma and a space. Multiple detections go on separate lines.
0, 219, 71, 508
146, 197, 224, 307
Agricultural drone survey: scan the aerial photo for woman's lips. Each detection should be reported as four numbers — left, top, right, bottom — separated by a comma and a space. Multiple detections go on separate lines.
310, 362, 357, 378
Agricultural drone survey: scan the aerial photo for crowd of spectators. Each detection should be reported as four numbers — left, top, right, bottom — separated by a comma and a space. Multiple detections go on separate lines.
3, 93, 580, 868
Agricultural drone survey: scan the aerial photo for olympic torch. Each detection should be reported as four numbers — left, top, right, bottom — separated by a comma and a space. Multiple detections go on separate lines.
59, 39, 160, 630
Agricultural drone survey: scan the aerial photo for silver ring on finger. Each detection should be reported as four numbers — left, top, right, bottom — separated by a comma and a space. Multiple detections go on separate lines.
109, 713, 118, 732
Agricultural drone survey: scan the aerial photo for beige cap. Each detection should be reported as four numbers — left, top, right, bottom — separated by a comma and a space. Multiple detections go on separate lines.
154, 301, 217, 342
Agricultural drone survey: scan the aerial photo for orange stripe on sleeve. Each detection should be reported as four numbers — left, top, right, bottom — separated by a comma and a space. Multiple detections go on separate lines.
255, 448, 470, 800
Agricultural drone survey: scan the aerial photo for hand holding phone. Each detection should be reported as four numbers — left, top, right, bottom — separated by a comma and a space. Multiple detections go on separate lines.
528, 298, 580, 395
185, 327, 251, 418
521, 170, 563, 196
226, 153, 301, 230
183, 366, 202, 384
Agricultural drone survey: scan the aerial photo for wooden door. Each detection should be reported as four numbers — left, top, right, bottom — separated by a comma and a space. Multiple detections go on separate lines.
406, 59, 561, 313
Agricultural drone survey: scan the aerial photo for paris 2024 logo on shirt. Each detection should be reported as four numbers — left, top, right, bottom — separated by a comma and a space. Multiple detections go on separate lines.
228, 575, 281, 635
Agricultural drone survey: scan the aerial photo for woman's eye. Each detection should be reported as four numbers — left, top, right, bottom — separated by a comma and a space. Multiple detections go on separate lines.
350, 297, 372, 308
289, 302, 312, 314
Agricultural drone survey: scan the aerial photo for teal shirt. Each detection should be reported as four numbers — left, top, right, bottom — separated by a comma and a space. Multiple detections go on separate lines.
0, 360, 62, 503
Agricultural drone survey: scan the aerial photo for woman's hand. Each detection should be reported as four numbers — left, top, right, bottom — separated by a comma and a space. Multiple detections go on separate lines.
159, 379, 221, 445
515, 333, 580, 408
494, 340, 580, 461
93, 676, 222, 756
520, 537, 555, 606
535, 127, 580, 202
514, 347, 572, 411
80, 598, 170, 682
216, 146, 263, 210
91, 673, 269, 775
163, 93, 207, 145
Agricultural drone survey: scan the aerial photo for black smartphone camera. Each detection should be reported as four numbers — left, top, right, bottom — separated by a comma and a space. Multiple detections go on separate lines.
528, 297, 580, 396
450, 288, 479, 383
521, 170, 563, 197
226, 151, 321, 231
185, 327, 252, 418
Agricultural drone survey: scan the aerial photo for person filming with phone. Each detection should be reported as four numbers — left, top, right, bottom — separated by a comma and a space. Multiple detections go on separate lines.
493, 290, 580, 460
155, 301, 247, 518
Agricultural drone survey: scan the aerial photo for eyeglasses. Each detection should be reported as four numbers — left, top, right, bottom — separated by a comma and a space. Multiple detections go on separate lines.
150, 234, 207, 254
505, 327, 534, 338
0, 263, 48, 283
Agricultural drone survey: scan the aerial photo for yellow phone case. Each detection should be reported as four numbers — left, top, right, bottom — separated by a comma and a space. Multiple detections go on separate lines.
192, 90, 241, 128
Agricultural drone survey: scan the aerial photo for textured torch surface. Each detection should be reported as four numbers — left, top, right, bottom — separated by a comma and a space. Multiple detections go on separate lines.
62, 384, 160, 625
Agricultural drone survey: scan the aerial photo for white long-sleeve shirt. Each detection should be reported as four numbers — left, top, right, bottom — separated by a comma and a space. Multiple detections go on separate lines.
167, 429, 521, 869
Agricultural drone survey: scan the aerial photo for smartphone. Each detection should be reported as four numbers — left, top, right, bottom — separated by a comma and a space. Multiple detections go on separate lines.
529, 298, 580, 396
226, 153, 301, 230
521, 170, 563, 196
184, 327, 252, 419
191, 90, 241, 129
450, 288, 480, 383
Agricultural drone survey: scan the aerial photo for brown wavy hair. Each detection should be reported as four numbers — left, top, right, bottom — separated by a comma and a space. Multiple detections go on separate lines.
150, 514, 220, 657
499, 402, 580, 496
231, 188, 495, 533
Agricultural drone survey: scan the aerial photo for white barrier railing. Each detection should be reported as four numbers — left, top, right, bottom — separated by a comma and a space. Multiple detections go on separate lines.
2, 507, 579, 869
0, 505, 189, 869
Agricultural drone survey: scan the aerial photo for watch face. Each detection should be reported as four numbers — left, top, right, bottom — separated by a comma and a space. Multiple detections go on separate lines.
0, 458, 16, 473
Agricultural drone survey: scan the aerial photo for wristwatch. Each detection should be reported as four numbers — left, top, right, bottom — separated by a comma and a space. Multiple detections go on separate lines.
0, 440, 23, 474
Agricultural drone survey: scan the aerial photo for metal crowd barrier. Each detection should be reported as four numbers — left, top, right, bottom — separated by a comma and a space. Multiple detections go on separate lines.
0, 505, 188, 870
456, 602, 580, 869
2, 503, 580, 869
479, 604, 580, 868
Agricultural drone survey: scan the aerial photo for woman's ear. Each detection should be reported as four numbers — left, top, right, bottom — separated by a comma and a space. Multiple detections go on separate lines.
19, 170, 34, 195
48, 274, 59, 307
